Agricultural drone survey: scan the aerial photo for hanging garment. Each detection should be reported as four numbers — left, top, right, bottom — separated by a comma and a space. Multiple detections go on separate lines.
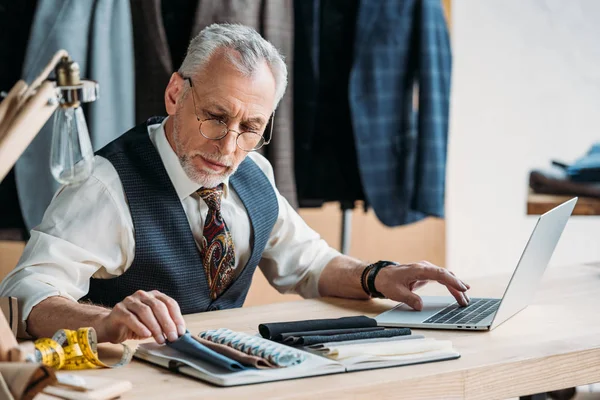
294, 0, 364, 208
16, 0, 135, 231
294, 0, 452, 226
0, 1, 38, 237
130, 0, 298, 207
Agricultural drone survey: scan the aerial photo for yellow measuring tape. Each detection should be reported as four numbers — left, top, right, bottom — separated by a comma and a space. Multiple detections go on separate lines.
34, 327, 132, 370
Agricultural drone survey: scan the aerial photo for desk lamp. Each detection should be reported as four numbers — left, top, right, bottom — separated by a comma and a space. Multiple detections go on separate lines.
0, 50, 98, 185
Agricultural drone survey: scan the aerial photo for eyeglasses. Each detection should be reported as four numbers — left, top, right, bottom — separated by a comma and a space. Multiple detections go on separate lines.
184, 77, 274, 152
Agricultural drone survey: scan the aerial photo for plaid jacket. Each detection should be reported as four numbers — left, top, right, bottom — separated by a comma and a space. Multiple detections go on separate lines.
296, 0, 451, 226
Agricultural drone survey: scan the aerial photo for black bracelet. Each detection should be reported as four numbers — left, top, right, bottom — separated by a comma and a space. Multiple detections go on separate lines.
360, 264, 375, 297
366, 261, 397, 298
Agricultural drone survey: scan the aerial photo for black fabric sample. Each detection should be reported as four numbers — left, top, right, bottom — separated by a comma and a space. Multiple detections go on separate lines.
281, 326, 384, 341
294, 327, 412, 346
259, 316, 378, 341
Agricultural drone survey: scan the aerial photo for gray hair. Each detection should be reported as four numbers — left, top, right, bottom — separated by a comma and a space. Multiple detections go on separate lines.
178, 23, 288, 109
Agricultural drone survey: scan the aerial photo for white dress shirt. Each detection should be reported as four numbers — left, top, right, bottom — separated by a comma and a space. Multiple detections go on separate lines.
0, 118, 340, 332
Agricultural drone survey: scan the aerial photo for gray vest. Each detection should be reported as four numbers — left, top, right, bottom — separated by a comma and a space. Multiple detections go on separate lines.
84, 117, 279, 313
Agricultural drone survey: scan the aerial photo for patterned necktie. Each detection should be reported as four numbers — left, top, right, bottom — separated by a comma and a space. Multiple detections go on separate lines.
197, 184, 236, 300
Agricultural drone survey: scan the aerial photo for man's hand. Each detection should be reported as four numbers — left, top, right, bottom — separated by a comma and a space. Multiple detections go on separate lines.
375, 261, 471, 310
98, 290, 187, 344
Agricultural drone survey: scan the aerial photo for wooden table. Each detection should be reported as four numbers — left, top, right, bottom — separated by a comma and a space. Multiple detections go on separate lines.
528, 193, 600, 215
75, 263, 600, 399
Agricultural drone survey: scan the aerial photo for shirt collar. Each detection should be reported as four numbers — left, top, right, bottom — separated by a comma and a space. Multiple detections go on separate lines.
149, 117, 230, 201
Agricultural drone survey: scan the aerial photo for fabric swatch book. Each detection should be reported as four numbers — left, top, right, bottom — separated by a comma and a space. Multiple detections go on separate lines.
134, 317, 460, 387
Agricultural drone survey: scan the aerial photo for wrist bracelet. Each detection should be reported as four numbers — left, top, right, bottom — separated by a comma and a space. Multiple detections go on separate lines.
360, 264, 374, 297
366, 261, 397, 299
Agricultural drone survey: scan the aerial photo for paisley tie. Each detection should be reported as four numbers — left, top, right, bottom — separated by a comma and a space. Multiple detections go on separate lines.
197, 184, 236, 299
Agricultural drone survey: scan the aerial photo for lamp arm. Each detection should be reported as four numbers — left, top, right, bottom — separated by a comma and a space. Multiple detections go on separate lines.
22, 49, 69, 103
0, 49, 69, 138
0, 49, 70, 183
0, 81, 58, 183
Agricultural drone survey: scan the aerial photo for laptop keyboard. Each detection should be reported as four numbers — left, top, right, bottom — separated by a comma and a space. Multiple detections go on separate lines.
423, 298, 501, 325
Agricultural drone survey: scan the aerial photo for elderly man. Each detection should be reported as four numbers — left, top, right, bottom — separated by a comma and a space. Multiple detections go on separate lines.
0, 24, 469, 345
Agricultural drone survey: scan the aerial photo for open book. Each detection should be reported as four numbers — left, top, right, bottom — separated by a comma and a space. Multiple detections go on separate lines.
134, 331, 460, 387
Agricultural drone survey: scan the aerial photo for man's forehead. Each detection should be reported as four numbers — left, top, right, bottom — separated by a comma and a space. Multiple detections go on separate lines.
204, 100, 269, 123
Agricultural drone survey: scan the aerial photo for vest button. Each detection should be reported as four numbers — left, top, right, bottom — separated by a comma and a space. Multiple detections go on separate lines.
208, 305, 220, 311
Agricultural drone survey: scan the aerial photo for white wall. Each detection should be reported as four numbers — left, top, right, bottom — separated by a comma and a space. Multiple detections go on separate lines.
447, 0, 600, 277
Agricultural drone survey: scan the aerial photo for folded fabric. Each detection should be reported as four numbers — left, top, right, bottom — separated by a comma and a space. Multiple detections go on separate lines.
192, 336, 276, 369
567, 143, 600, 182
318, 338, 454, 360
199, 328, 305, 367
529, 169, 600, 198
284, 328, 412, 346
307, 333, 425, 350
280, 327, 385, 345
259, 316, 378, 341
167, 332, 245, 371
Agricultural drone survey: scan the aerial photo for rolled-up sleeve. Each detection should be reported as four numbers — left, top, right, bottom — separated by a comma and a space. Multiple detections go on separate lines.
0, 157, 132, 335
252, 154, 340, 298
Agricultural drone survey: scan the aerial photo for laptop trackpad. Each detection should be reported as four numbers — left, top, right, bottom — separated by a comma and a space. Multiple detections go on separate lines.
377, 296, 456, 324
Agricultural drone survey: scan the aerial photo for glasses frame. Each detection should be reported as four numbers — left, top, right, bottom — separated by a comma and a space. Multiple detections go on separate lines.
183, 77, 274, 152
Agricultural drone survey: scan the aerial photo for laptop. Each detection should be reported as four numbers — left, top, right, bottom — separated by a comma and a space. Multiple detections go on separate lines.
375, 197, 577, 331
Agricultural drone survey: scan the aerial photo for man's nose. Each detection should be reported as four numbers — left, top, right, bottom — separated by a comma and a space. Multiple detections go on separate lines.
217, 129, 238, 155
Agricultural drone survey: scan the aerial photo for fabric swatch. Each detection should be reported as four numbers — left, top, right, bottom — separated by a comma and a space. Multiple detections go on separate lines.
193, 336, 276, 369
259, 316, 378, 341
167, 332, 245, 371
199, 328, 305, 367
280, 327, 385, 343
287, 328, 411, 346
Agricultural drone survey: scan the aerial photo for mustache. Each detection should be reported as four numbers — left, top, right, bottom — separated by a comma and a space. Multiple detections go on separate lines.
189, 152, 234, 167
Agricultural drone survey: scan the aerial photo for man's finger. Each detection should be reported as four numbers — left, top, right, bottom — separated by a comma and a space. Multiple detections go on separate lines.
153, 291, 186, 336
124, 296, 165, 344
411, 265, 468, 292
447, 270, 471, 290
139, 295, 179, 342
445, 285, 469, 307
387, 286, 423, 310
113, 303, 152, 338
120, 314, 154, 340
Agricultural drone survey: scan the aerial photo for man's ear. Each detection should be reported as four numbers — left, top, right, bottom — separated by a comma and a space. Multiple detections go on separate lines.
165, 72, 185, 116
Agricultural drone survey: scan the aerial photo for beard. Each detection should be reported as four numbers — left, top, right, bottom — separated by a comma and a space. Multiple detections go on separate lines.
172, 112, 239, 188
180, 152, 238, 188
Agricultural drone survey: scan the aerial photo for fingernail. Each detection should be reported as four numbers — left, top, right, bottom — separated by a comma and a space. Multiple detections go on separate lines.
414, 300, 423, 310
464, 293, 470, 304
167, 331, 178, 342
177, 325, 186, 336
156, 335, 165, 344
460, 282, 468, 291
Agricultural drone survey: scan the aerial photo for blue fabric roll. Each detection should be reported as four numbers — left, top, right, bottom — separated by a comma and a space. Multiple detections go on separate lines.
167, 332, 246, 371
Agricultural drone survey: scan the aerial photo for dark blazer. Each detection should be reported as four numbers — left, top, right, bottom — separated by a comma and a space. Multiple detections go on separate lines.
130, 0, 298, 207
295, 0, 451, 226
